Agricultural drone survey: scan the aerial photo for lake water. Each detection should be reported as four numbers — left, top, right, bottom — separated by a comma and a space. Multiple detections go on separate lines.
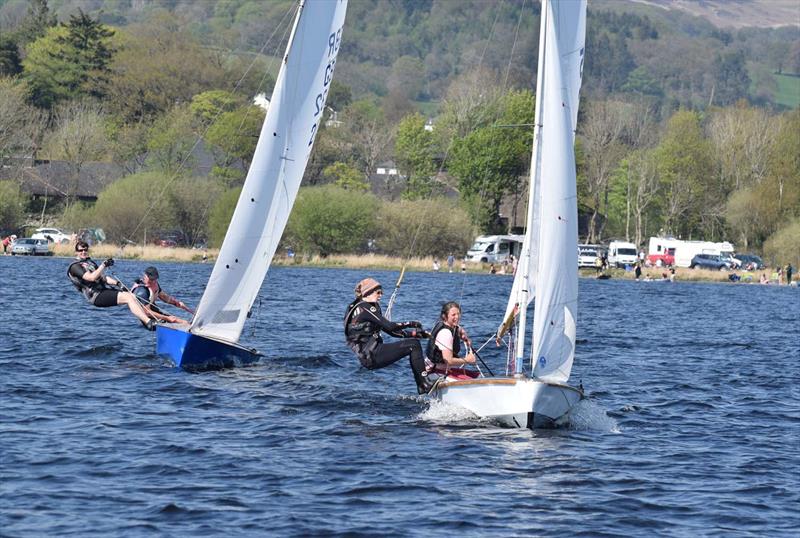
1, 255, 798, 536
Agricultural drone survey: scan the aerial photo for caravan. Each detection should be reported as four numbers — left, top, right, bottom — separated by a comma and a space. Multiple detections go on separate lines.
465, 235, 524, 263
648, 237, 735, 268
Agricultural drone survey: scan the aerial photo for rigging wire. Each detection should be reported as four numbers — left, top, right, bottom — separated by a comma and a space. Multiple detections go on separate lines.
120, 2, 298, 286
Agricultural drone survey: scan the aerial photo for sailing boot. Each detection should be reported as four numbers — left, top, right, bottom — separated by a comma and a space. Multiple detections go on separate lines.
417, 371, 435, 394
142, 318, 157, 331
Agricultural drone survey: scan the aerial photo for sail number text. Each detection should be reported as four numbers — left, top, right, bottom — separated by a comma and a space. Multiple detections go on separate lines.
308, 25, 344, 147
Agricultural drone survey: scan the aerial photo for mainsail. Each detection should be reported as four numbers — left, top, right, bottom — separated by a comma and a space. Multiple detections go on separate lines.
500, 0, 586, 381
191, 0, 348, 343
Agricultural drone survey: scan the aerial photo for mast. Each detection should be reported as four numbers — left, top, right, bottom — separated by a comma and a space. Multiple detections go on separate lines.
514, 0, 549, 376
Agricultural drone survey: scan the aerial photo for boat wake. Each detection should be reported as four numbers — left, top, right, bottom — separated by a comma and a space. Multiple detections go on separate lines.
564, 399, 619, 432
418, 399, 485, 424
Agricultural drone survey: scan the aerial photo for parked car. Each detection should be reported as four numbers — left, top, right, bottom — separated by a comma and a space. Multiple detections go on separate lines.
733, 253, 765, 271
578, 244, 600, 268
31, 227, 71, 244
11, 238, 52, 256
689, 253, 731, 270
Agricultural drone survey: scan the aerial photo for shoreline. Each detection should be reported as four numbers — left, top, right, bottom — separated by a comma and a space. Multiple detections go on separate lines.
26, 244, 791, 284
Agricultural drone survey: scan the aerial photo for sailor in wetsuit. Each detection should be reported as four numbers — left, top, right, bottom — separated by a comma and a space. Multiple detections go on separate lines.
344, 277, 434, 394
131, 266, 193, 324
67, 240, 156, 330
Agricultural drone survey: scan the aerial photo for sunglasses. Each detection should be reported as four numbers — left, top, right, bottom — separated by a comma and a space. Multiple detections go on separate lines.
77, 248, 88, 252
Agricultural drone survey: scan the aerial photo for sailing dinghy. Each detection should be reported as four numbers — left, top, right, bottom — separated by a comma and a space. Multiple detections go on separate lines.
430, 0, 586, 428
157, 0, 348, 371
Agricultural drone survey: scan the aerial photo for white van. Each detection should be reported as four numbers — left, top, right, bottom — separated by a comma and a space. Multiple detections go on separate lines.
607, 240, 638, 268
578, 244, 601, 268
466, 235, 524, 263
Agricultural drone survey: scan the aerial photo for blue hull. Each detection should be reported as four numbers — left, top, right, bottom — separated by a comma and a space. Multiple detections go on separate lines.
156, 325, 262, 372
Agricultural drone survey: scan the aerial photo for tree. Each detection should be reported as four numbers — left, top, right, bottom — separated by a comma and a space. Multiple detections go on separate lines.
168, 176, 224, 247
580, 100, 628, 243
0, 36, 22, 76
13, 0, 57, 46
38, 100, 111, 206
93, 172, 175, 244
337, 99, 393, 180
0, 78, 45, 168
208, 187, 242, 248
323, 162, 368, 191
204, 104, 265, 172
0, 180, 27, 232
449, 89, 533, 232
22, 11, 116, 108
395, 113, 438, 199
655, 110, 713, 239
190, 90, 243, 125
711, 50, 751, 107
146, 105, 197, 176
286, 185, 378, 256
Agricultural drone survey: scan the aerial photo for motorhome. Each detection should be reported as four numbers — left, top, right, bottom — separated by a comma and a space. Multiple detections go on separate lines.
607, 240, 638, 268
465, 235, 524, 263
647, 237, 735, 268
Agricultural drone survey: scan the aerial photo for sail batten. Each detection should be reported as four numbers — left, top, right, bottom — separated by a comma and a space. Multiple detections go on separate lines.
190, 0, 348, 343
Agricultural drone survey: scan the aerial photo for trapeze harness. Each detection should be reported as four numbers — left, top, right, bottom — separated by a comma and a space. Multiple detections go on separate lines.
67, 259, 114, 305
344, 300, 386, 367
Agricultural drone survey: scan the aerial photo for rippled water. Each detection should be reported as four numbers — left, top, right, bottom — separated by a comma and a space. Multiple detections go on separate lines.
1, 255, 798, 536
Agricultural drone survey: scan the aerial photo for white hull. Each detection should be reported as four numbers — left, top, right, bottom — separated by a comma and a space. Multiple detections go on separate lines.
431, 377, 583, 428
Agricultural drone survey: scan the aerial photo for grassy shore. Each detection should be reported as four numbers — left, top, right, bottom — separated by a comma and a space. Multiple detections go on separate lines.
47, 243, 784, 283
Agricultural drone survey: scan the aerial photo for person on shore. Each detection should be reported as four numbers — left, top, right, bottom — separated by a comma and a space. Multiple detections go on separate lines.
427, 302, 477, 377
131, 266, 193, 324
634, 262, 642, 281
67, 241, 156, 330
785, 263, 793, 285
489, 263, 497, 274
447, 253, 455, 273
669, 267, 676, 282
432, 259, 440, 272
760, 273, 769, 285
2, 235, 9, 254
344, 278, 433, 394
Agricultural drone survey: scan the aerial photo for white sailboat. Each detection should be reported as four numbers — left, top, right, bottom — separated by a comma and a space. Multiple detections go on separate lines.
156, 0, 348, 370
430, 0, 586, 428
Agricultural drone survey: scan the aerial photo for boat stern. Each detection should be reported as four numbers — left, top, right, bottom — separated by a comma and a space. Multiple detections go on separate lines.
155, 325, 261, 372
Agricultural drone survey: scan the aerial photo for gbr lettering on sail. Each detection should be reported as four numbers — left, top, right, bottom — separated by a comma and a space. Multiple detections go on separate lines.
308, 25, 343, 147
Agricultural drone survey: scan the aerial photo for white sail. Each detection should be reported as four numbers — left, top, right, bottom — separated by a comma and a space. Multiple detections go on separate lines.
191, 0, 348, 342
531, 0, 584, 382
501, 0, 585, 339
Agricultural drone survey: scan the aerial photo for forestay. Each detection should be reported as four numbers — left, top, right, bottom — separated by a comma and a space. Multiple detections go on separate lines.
191, 0, 348, 343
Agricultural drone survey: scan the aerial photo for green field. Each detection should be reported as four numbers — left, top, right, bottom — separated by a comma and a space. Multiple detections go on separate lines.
774, 73, 800, 109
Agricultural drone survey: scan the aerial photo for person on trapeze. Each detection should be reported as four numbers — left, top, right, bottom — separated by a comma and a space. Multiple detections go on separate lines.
131, 266, 194, 325
427, 301, 478, 378
344, 277, 434, 394
67, 241, 157, 330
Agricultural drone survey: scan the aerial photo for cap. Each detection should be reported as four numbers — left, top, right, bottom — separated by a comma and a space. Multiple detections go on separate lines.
144, 266, 159, 279
356, 277, 381, 298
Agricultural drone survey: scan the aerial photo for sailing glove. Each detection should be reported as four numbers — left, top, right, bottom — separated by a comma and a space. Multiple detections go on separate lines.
104, 257, 114, 267
400, 320, 422, 329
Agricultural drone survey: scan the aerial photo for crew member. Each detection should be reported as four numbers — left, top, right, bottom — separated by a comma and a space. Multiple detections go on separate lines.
344, 277, 433, 394
67, 241, 156, 330
427, 301, 477, 376
131, 266, 193, 324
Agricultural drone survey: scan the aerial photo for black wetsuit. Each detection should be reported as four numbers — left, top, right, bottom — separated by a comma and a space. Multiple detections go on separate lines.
344, 299, 430, 393
67, 259, 119, 307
